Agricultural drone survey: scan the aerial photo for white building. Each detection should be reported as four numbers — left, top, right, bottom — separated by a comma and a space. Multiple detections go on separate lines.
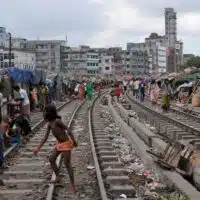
127, 41, 167, 73
0, 48, 36, 69
86, 50, 99, 75
100, 55, 113, 75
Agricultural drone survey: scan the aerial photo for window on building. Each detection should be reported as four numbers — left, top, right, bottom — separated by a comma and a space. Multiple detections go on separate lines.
11, 62, 14, 67
105, 67, 109, 70
4, 62, 8, 68
11, 53, 14, 59
4, 54, 8, 59
0, 62, 3, 68
51, 44, 55, 49
105, 59, 109, 63
51, 52, 55, 57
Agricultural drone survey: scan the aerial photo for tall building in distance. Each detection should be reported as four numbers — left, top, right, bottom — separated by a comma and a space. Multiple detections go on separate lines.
165, 8, 180, 72
165, 8, 177, 47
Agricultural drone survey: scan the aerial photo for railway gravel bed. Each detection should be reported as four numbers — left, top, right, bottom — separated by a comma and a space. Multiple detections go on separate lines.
53, 101, 100, 200
0, 100, 81, 200
109, 95, 200, 200
100, 96, 186, 200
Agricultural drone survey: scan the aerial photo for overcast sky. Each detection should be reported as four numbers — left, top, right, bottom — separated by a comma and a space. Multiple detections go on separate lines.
1, 0, 199, 54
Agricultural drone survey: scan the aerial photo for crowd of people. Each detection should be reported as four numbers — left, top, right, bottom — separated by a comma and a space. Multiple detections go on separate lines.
0, 78, 109, 190
0, 79, 107, 173
110, 77, 173, 113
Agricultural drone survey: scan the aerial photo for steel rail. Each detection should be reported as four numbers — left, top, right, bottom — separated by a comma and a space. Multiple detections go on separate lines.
46, 100, 85, 200
46, 91, 105, 200
88, 91, 108, 200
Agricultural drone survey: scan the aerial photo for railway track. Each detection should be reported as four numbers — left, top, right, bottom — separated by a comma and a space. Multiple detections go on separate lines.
89, 93, 136, 200
126, 92, 200, 148
0, 100, 83, 200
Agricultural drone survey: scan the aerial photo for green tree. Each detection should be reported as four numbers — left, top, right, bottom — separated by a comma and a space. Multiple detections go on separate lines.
186, 56, 200, 68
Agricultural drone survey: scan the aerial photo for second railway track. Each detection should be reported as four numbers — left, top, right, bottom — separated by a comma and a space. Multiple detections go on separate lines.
126, 92, 200, 147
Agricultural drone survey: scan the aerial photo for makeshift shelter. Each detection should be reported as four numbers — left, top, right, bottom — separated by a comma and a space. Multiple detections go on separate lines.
6, 68, 46, 85
172, 72, 200, 88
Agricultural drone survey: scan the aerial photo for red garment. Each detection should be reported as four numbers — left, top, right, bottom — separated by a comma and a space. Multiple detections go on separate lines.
115, 87, 121, 97
96, 85, 101, 92
79, 84, 85, 100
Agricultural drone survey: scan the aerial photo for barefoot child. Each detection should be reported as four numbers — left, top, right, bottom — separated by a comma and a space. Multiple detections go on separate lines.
34, 104, 77, 192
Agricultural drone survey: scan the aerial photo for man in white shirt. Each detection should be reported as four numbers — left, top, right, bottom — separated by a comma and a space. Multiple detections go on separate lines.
13, 85, 30, 120
134, 79, 140, 99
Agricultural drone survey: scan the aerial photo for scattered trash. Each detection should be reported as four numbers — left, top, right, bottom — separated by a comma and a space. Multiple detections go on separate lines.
119, 193, 127, 198
99, 106, 186, 200
80, 143, 88, 146
87, 165, 95, 170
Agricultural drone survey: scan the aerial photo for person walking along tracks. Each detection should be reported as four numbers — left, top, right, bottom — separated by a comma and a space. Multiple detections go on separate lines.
86, 81, 93, 108
34, 104, 78, 192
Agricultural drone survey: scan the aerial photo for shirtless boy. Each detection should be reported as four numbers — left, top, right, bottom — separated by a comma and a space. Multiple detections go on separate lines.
34, 104, 77, 192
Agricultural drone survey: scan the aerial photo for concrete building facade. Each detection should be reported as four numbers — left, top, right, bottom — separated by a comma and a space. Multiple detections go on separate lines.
60, 46, 87, 72
0, 48, 36, 69
99, 55, 113, 75
25, 40, 66, 71
60, 46, 100, 75
127, 41, 167, 73
123, 50, 149, 75
86, 50, 99, 75
0, 27, 8, 47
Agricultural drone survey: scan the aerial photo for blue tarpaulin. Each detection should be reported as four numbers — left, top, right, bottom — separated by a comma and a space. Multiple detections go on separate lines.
4, 67, 46, 84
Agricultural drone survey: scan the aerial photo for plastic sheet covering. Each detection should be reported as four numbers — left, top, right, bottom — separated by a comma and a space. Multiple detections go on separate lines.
0, 68, 8, 76
6, 68, 46, 85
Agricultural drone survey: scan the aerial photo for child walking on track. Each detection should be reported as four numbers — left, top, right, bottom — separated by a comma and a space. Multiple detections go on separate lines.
34, 104, 78, 192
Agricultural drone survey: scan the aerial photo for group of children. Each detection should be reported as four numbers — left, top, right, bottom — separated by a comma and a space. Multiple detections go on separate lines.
0, 112, 25, 171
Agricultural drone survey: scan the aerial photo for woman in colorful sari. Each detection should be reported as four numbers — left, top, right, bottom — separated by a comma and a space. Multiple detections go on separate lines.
150, 80, 157, 105
161, 79, 171, 112
79, 82, 85, 100
150, 80, 161, 106
39, 83, 49, 112
86, 81, 93, 101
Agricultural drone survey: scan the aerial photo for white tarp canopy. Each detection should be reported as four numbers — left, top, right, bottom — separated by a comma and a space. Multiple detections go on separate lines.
176, 82, 193, 92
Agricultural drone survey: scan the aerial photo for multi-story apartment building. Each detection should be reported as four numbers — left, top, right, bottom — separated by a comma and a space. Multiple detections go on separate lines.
123, 50, 149, 75
106, 47, 124, 75
25, 40, 66, 71
127, 41, 166, 73
0, 48, 36, 69
99, 55, 113, 75
60, 45, 100, 75
86, 50, 99, 75
61, 46, 87, 71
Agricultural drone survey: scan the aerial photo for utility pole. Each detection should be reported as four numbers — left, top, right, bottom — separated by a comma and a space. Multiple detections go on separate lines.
8, 32, 12, 67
